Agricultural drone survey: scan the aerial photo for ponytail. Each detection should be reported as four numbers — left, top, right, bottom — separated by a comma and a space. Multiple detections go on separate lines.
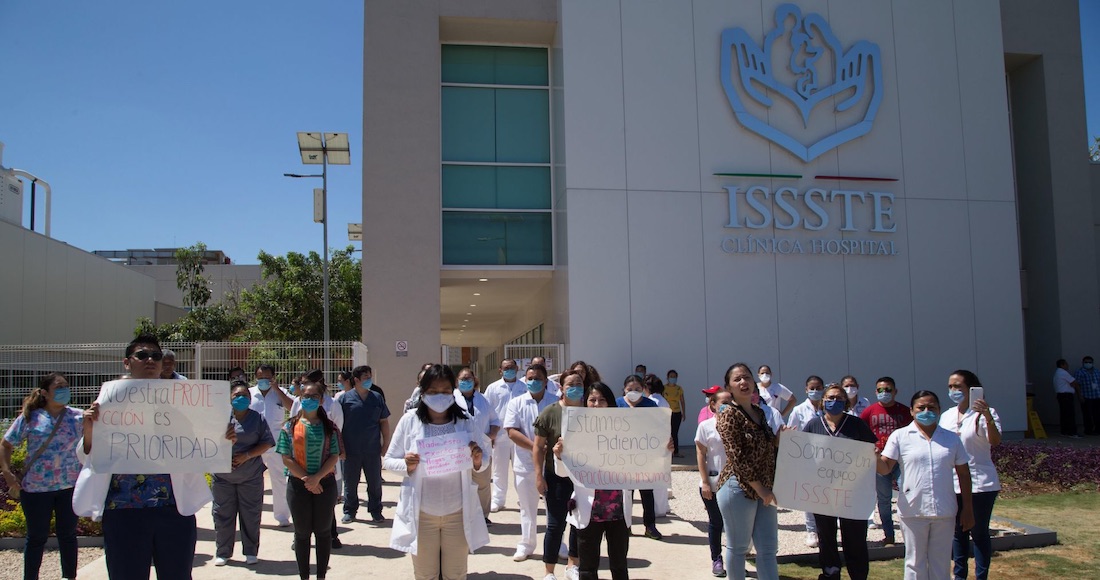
22, 373, 62, 421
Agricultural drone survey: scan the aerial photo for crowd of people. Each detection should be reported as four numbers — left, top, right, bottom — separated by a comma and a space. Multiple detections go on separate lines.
0, 335, 1014, 580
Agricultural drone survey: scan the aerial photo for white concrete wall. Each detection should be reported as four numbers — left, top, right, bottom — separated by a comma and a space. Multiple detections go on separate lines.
560, 0, 1028, 439
0, 221, 155, 344
124, 264, 263, 309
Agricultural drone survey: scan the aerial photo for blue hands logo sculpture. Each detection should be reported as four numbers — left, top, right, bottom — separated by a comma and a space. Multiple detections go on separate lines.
721, 4, 883, 162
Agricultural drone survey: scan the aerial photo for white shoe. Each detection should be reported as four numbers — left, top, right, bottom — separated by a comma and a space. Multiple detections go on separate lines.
566, 564, 580, 580
245, 555, 258, 565
805, 532, 819, 548
513, 548, 530, 562
214, 557, 229, 566
868, 521, 879, 529
491, 504, 503, 513
543, 575, 558, 580
276, 519, 291, 527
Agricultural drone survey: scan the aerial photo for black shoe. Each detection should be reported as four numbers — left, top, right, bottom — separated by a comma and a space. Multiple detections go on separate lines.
484, 517, 493, 527
370, 512, 384, 523
290, 540, 295, 550
331, 537, 342, 549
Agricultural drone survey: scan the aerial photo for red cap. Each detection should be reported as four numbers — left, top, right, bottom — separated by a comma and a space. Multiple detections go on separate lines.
701, 385, 723, 395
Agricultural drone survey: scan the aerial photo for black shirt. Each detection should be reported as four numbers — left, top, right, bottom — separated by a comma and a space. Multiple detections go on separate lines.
802, 413, 877, 444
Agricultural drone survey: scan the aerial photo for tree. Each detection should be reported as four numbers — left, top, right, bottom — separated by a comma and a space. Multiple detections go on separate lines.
175, 242, 212, 310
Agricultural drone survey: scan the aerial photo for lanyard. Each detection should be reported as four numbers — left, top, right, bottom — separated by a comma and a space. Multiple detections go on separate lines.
820, 414, 848, 437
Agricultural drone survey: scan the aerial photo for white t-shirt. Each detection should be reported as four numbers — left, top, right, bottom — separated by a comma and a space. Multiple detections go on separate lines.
1054, 367, 1076, 394
649, 394, 671, 408
847, 396, 871, 418
503, 391, 559, 473
939, 405, 1002, 493
761, 404, 784, 434
694, 417, 726, 487
484, 378, 526, 438
249, 386, 290, 439
786, 398, 821, 430
881, 423, 970, 518
759, 382, 793, 413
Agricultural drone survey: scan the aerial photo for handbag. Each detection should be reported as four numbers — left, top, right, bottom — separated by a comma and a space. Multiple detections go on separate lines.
9, 412, 65, 500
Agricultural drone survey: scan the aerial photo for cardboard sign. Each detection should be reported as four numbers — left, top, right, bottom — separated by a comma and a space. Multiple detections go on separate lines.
561, 407, 672, 490
90, 379, 232, 474
774, 430, 877, 519
418, 432, 473, 476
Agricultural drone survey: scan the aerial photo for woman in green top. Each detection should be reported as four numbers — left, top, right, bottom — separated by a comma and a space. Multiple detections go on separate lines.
277, 372, 342, 580
533, 369, 584, 580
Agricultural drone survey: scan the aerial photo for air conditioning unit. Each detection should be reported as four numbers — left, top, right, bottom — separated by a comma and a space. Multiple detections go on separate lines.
0, 168, 23, 227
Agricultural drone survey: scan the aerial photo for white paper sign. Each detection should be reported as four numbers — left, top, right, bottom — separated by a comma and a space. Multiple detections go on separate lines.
418, 432, 473, 476
561, 407, 672, 490
773, 430, 877, 519
90, 379, 232, 474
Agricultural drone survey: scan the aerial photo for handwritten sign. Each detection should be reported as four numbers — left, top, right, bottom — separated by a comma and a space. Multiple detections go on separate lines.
774, 431, 876, 519
561, 407, 671, 490
90, 379, 232, 474
417, 432, 473, 476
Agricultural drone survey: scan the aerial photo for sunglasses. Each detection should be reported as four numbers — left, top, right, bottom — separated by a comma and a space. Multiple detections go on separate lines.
131, 350, 164, 362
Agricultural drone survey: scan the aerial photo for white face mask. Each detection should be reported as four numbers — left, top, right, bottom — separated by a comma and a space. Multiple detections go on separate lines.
759, 373, 771, 384
624, 391, 644, 403
845, 387, 859, 398
422, 393, 455, 413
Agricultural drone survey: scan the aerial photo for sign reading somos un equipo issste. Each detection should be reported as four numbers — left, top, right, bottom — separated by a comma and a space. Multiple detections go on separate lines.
773, 430, 877, 520
90, 379, 232, 474
560, 407, 672, 490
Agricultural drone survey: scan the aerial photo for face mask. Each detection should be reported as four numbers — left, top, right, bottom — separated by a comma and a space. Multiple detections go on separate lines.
458, 379, 476, 393
232, 395, 251, 411
1086, 363, 1095, 370
565, 386, 584, 401
363, 378, 374, 389
257, 378, 271, 392
526, 379, 545, 394
915, 410, 938, 426
503, 369, 518, 381
423, 393, 455, 413
289, 385, 297, 395
807, 389, 824, 401
949, 390, 966, 404
624, 391, 643, 403
300, 397, 320, 413
759, 373, 771, 384
844, 387, 859, 398
716, 403, 730, 414
877, 390, 894, 403
823, 399, 847, 415
52, 387, 71, 405
667, 377, 677, 385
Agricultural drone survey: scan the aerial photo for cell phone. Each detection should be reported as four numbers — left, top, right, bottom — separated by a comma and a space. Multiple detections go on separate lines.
970, 387, 984, 411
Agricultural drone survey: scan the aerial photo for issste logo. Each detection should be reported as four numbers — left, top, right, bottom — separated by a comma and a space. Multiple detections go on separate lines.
720, 4, 883, 162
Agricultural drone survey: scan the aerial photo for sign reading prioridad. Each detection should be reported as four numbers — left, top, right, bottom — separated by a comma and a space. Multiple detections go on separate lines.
561, 407, 672, 490
90, 379, 232, 474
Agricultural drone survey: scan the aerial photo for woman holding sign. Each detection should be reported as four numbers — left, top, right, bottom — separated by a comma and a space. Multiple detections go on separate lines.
802, 383, 877, 580
385, 364, 489, 580
533, 369, 583, 580
941, 370, 1001, 580
616, 375, 662, 541
715, 363, 780, 580
1, 373, 84, 580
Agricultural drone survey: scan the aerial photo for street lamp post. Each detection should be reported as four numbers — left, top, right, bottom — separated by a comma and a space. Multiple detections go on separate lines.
285, 132, 350, 379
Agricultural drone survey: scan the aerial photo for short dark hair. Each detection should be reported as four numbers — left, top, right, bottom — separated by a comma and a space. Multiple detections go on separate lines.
644, 374, 665, 396
841, 375, 857, 385
910, 390, 940, 407
337, 370, 352, 381
876, 376, 896, 388
500, 358, 517, 369
525, 363, 548, 379
304, 369, 328, 393
126, 334, 162, 358
228, 366, 245, 379
805, 375, 824, 387
352, 365, 372, 380
1057, 359, 1068, 368
255, 363, 276, 375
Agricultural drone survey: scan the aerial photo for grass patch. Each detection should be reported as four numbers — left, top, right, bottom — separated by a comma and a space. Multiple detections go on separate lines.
777, 491, 1100, 580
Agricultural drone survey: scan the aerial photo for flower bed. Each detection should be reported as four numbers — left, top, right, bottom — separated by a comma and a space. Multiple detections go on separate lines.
992, 441, 1100, 496
0, 442, 102, 537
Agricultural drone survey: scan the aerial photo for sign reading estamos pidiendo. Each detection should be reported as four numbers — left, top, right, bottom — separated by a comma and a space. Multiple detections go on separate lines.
560, 407, 671, 490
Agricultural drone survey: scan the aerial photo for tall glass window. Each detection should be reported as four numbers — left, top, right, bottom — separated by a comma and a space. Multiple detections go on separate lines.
442, 45, 552, 266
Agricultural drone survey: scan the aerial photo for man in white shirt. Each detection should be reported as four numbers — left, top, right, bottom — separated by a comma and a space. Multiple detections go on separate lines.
1054, 359, 1082, 438
248, 364, 295, 527
531, 356, 561, 398
484, 359, 527, 512
503, 365, 559, 561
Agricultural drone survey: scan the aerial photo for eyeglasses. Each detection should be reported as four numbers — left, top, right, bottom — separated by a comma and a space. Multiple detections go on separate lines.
823, 396, 846, 402
131, 350, 164, 362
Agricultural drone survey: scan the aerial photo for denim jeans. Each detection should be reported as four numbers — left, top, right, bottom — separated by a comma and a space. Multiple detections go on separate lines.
953, 491, 998, 580
20, 487, 78, 580
543, 472, 578, 564
699, 487, 724, 561
716, 480, 778, 580
876, 462, 901, 540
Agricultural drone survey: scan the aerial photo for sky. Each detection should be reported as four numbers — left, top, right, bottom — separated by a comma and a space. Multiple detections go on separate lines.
1, 1, 1098, 265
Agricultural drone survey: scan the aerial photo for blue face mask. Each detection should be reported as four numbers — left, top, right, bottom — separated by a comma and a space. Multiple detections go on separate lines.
1086, 363, 1095, 370
288, 384, 297, 395
807, 389, 824, 401
232, 395, 251, 411
876, 390, 894, 403
915, 410, 938, 426
52, 387, 71, 405
257, 378, 271, 392
458, 379, 476, 393
363, 378, 373, 389
717, 404, 730, 414
300, 397, 320, 413
503, 369, 518, 381
526, 379, 545, 394
948, 390, 966, 404
823, 399, 847, 415
667, 377, 678, 385
565, 385, 584, 401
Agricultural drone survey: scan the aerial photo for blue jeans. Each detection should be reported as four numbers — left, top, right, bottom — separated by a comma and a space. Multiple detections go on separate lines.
700, 487, 724, 561
876, 463, 901, 540
102, 505, 197, 580
542, 473, 578, 564
716, 480, 778, 580
954, 491, 998, 580
20, 487, 78, 580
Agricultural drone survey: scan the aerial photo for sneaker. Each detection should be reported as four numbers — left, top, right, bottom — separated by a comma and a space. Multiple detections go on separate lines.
331, 537, 343, 549
485, 517, 493, 527
805, 532, 819, 548
543, 575, 558, 580
644, 526, 663, 540
341, 514, 354, 523
276, 519, 291, 527
214, 557, 229, 567
883, 537, 896, 546
512, 548, 530, 562
868, 521, 879, 530
712, 558, 727, 577
566, 564, 580, 580
491, 504, 503, 513
371, 512, 385, 523
245, 555, 258, 565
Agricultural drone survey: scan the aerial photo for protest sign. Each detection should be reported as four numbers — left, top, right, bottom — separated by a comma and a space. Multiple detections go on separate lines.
90, 379, 232, 474
417, 432, 474, 476
773, 430, 876, 519
561, 407, 671, 490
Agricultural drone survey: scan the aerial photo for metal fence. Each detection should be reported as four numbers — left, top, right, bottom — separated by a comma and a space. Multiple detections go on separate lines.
0, 341, 368, 424
503, 344, 567, 374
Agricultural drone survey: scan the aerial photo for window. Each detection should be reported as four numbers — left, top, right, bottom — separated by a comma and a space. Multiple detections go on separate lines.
442, 45, 552, 266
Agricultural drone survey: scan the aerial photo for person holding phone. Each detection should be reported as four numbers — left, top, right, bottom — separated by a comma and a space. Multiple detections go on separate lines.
940, 371, 1001, 580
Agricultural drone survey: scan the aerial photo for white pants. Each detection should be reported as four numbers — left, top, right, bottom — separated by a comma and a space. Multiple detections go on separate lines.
261, 449, 290, 525
654, 487, 669, 517
899, 516, 954, 580
513, 470, 541, 554
490, 433, 515, 509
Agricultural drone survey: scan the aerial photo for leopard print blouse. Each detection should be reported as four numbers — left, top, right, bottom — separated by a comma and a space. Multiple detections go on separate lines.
715, 403, 777, 500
